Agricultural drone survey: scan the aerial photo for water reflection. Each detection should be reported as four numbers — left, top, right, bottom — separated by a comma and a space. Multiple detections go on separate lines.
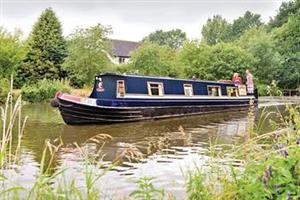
14, 103, 286, 198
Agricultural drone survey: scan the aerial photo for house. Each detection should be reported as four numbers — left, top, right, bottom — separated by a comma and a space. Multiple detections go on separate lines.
110, 39, 140, 64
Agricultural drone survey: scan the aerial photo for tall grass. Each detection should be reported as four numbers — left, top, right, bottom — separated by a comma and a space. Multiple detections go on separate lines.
0, 78, 28, 169
184, 103, 300, 199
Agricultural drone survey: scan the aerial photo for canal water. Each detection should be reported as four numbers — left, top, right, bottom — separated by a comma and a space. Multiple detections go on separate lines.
4, 103, 287, 199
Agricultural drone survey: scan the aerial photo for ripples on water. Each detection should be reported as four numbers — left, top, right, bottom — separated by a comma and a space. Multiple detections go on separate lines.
2, 103, 286, 198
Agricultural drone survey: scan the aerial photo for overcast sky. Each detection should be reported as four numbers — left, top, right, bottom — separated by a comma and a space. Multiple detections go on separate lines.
0, 0, 284, 41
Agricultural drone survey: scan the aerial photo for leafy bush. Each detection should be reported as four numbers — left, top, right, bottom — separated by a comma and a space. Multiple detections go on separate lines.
256, 83, 269, 96
21, 79, 71, 103
0, 78, 10, 103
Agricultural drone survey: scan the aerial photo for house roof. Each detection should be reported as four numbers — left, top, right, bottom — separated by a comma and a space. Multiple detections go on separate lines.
111, 39, 140, 58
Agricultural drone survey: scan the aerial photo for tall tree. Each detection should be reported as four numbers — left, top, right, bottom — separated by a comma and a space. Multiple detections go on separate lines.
180, 42, 255, 80
0, 27, 26, 79
62, 24, 112, 87
269, 0, 300, 28
130, 42, 181, 77
143, 29, 187, 49
16, 8, 66, 86
201, 15, 232, 45
273, 12, 300, 89
237, 28, 282, 85
231, 11, 263, 39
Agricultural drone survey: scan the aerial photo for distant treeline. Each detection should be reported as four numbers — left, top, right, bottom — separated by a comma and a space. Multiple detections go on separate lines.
0, 0, 299, 96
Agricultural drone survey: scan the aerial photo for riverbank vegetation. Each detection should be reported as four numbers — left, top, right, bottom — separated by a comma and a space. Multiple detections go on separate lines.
0, 82, 299, 199
0, 0, 299, 102
21, 79, 71, 103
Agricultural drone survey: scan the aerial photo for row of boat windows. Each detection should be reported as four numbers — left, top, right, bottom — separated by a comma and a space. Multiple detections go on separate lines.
116, 80, 240, 97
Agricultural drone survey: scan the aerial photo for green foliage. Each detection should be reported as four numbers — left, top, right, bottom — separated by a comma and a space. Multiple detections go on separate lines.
185, 106, 300, 200
21, 79, 71, 103
273, 12, 300, 89
0, 78, 10, 103
202, 11, 263, 45
130, 42, 183, 77
237, 28, 283, 85
62, 24, 113, 87
130, 177, 165, 200
143, 29, 187, 49
16, 8, 67, 87
186, 170, 211, 200
231, 11, 263, 39
201, 15, 232, 45
269, 0, 300, 28
0, 28, 26, 79
180, 42, 254, 80
256, 83, 269, 96
228, 144, 300, 199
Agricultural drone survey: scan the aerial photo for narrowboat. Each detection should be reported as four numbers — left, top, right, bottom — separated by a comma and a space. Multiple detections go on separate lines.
51, 73, 257, 125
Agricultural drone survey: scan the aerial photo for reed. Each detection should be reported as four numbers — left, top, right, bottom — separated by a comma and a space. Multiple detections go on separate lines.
0, 77, 28, 169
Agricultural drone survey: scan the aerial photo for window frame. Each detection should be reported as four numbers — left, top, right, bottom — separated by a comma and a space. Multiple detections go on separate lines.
183, 84, 194, 96
147, 82, 164, 96
116, 80, 126, 98
226, 86, 238, 97
207, 85, 222, 97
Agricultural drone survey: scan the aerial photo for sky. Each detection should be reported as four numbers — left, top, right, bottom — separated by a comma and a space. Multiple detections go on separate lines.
0, 0, 284, 41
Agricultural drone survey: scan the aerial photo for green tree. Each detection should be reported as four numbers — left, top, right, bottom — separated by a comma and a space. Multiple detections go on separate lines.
273, 12, 300, 89
237, 28, 282, 85
16, 8, 66, 86
0, 27, 26, 79
269, 0, 300, 28
143, 29, 187, 49
231, 11, 263, 39
62, 24, 112, 87
130, 42, 182, 77
180, 42, 254, 80
201, 15, 232, 45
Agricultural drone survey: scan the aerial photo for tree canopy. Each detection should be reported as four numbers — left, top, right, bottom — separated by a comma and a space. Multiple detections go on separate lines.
180, 42, 255, 80
269, 0, 300, 28
16, 8, 66, 86
201, 15, 232, 45
129, 42, 182, 77
231, 11, 263, 39
143, 29, 187, 49
201, 11, 263, 45
273, 11, 300, 89
237, 28, 282, 85
62, 24, 113, 87
0, 28, 26, 79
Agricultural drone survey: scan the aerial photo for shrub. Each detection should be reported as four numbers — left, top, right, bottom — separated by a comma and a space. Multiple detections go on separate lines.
256, 83, 269, 96
21, 79, 71, 103
0, 78, 10, 103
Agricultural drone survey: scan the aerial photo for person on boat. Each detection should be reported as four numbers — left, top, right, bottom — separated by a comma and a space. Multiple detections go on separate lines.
232, 73, 242, 85
246, 69, 254, 94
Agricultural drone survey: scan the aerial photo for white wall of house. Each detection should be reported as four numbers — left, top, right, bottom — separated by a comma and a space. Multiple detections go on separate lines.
110, 56, 131, 65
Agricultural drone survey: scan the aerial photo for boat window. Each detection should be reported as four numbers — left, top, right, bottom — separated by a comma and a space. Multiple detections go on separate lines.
117, 80, 125, 97
148, 82, 164, 96
207, 86, 221, 96
237, 85, 247, 96
184, 84, 193, 96
227, 87, 238, 97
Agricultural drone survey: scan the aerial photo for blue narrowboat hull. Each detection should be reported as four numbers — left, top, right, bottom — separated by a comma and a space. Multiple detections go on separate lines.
51, 73, 257, 125
55, 95, 256, 125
